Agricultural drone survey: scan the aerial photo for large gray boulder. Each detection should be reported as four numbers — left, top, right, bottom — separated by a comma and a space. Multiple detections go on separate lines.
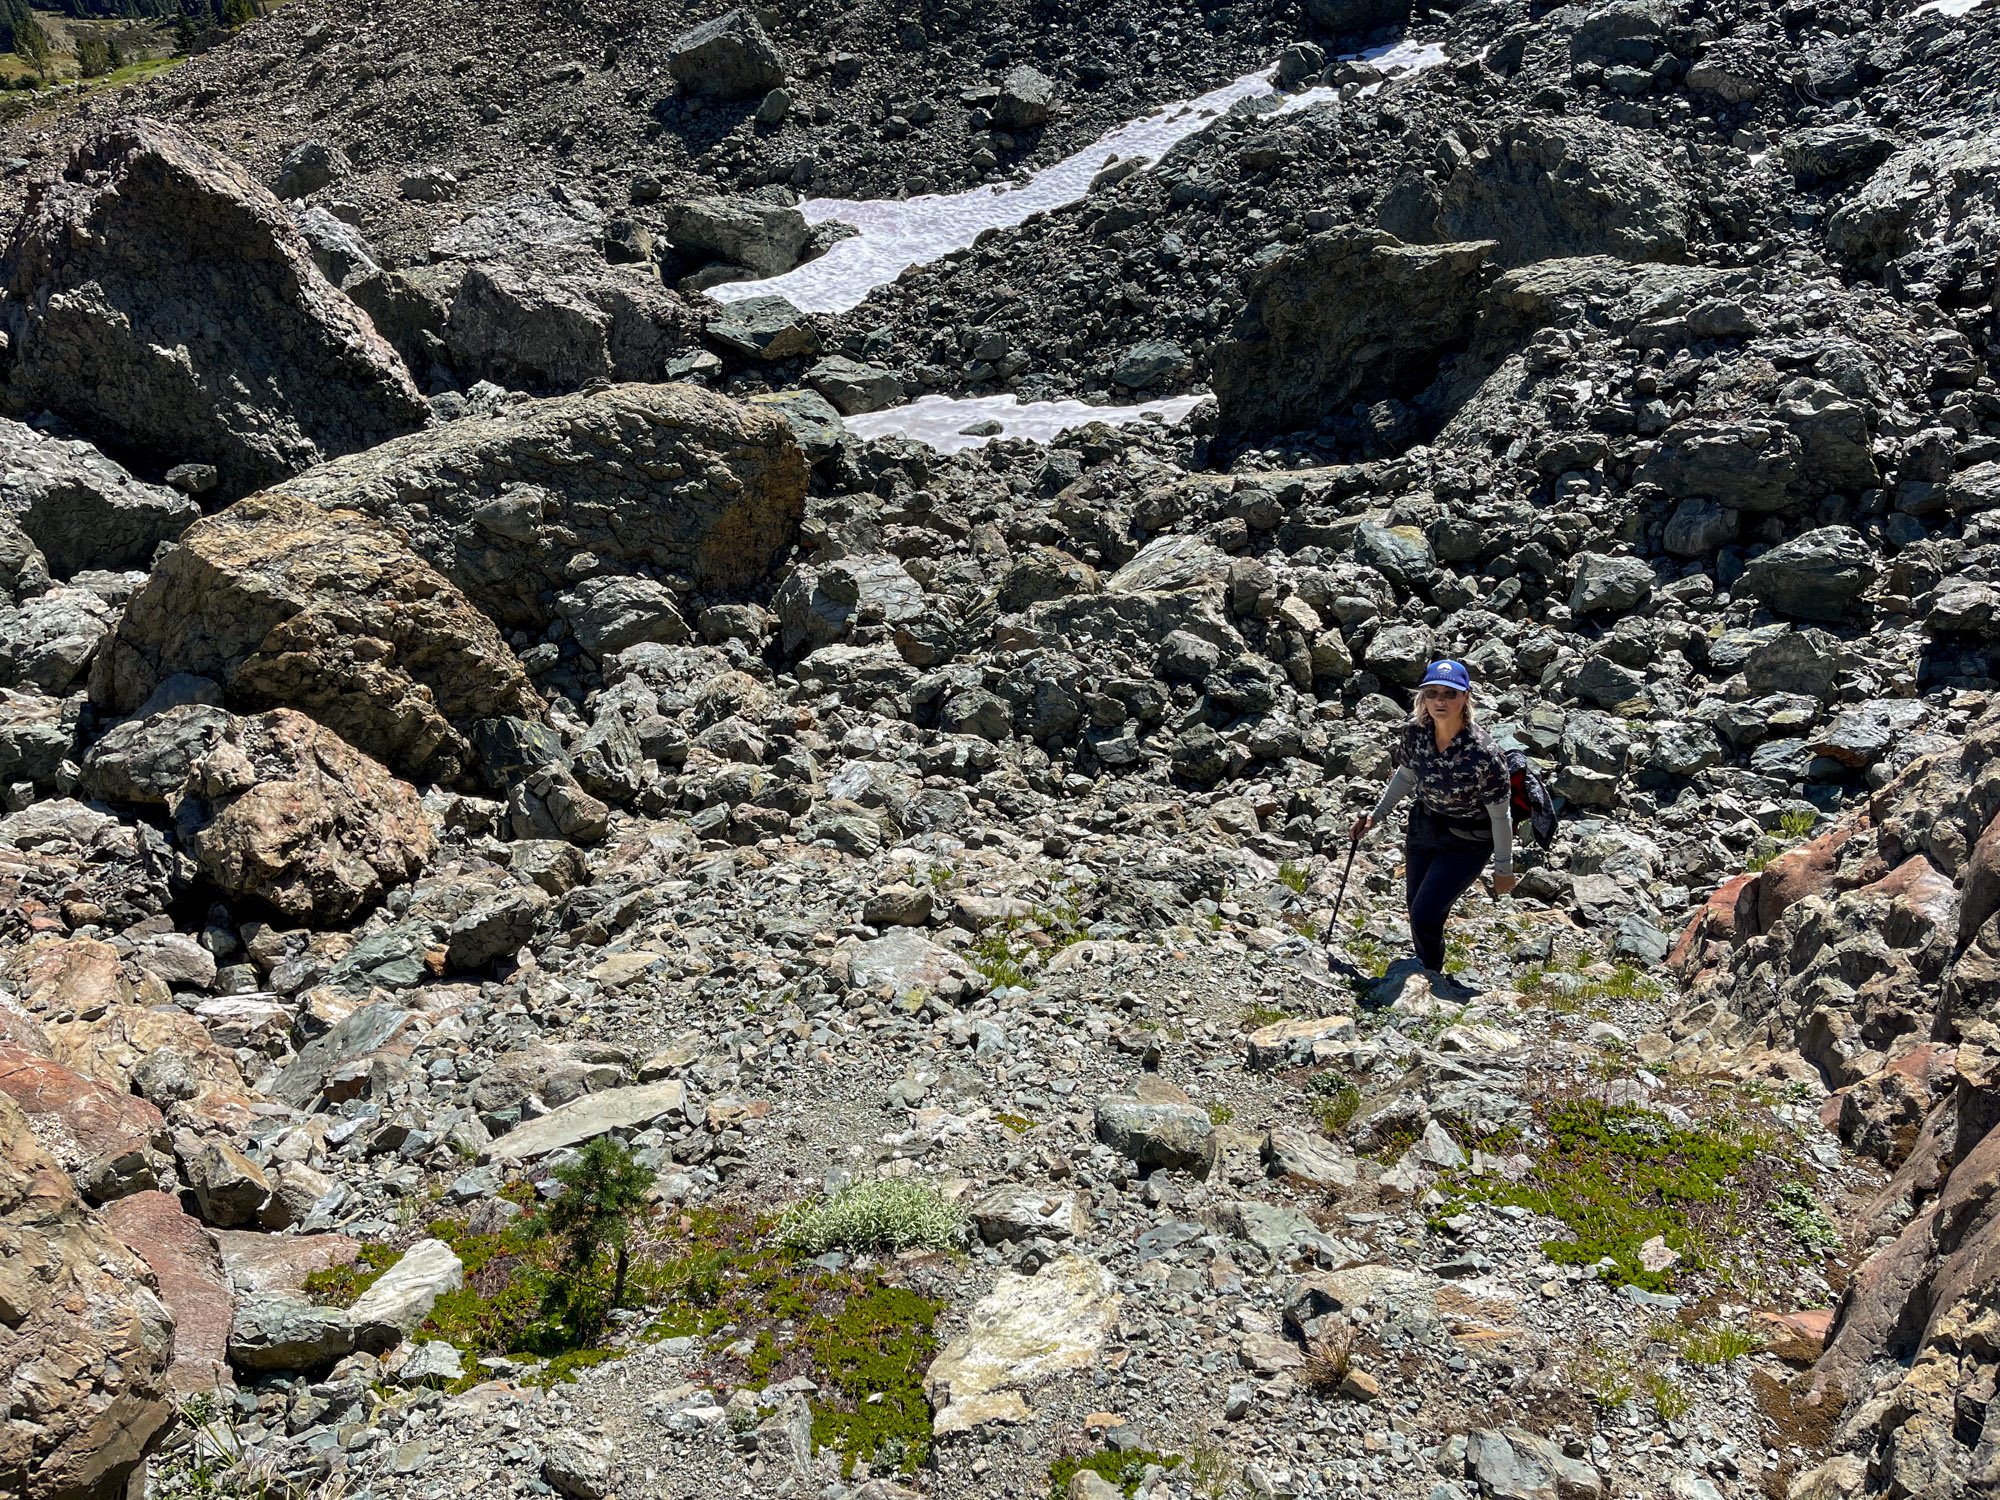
1826, 125, 2000, 282
669, 9, 786, 99
0, 419, 197, 577
1735, 527, 1878, 624
1434, 117, 1692, 266
1093, 1093, 1215, 1172
0, 118, 428, 500
1211, 230, 1496, 444
662, 196, 810, 276
270, 383, 808, 633
444, 260, 698, 394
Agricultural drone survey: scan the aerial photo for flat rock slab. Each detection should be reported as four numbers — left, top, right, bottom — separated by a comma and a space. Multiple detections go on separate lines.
211, 1228, 361, 1295
926, 1254, 1120, 1435
103, 1190, 235, 1393
482, 1079, 686, 1163
1246, 1015, 1354, 1069
349, 1238, 463, 1341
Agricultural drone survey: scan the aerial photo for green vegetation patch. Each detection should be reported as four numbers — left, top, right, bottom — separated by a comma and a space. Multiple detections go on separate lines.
1049, 1450, 1184, 1500
1306, 1071, 1363, 1136
776, 1177, 967, 1256
301, 1242, 399, 1305
1444, 1094, 1767, 1291
644, 1203, 947, 1476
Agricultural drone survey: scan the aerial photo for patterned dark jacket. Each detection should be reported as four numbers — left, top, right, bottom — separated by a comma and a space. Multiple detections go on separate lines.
1390, 719, 1511, 824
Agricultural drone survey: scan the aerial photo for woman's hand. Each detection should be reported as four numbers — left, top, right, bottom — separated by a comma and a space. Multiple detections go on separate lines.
1348, 813, 1374, 843
1492, 872, 1520, 897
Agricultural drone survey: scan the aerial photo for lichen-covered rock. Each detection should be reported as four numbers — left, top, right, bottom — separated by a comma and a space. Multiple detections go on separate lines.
0, 418, 198, 577
91, 494, 544, 784
171, 708, 438, 926
267, 383, 807, 633
0, 1090, 174, 1500
0, 118, 428, 500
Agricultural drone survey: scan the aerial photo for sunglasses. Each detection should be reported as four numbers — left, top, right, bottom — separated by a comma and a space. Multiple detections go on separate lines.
1419, 687, 1464, 700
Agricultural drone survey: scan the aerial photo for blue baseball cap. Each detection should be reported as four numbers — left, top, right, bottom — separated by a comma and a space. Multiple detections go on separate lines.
1419, 659, 1471, 692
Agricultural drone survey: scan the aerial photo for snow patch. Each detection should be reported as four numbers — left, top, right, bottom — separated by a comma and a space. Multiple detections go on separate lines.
1914, 0, 1990, 16
709, 39, 1449, 316
844, 391, 1209, 454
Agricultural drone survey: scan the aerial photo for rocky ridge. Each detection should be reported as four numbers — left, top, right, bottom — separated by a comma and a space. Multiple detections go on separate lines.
0, 2, 1995, 1500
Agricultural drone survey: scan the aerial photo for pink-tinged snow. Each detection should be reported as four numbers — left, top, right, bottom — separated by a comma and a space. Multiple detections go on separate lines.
844, 391, 1209, 453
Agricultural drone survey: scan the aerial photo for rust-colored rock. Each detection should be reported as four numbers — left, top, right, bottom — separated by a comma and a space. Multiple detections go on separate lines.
91, 495, 543, 784
102, 1191, 234, 1394
1667, 872, 1756, 975
0, 1091, 174, 1500
0, 1043, 166, 1201
1756, 820, 1863, 935
171, 709, 439, 927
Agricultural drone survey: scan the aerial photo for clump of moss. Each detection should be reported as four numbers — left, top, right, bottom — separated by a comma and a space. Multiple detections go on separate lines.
806, 1285, 946, 1476
1306, 1072, 1363, 1136
1048, 1450, 1184, 1499
301, 1242, 399, 1305
1447, 1095, 1765, 1290
776, 1177, 967, 1255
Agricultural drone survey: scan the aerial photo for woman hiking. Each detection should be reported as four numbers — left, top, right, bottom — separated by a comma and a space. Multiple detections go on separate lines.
1348, 660, 1518, 985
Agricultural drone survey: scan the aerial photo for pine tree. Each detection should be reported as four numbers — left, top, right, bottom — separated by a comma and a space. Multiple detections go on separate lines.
537, 1137, 652, 1308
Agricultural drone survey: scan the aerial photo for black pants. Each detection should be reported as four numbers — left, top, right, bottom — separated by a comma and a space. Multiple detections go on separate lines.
1405, 840, 1491, 972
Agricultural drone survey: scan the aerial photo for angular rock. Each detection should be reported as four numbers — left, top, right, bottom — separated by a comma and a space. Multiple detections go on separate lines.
267, 383, 807, 633
227, 1292, 357, 1374
1212, 230, 1495, 444
171, 709, 437, 926
0, 1043, 166, 1201
444, 259, 698, 394
663, 195, 810, 276
0, 119, 427, 499
92, 495, 544, 783
669, 9, 787, 99
0, 418, 198, 577
1736, 527, 1878, 623
0, 1091, 173, 1500
1094, 1093, 1215, 1172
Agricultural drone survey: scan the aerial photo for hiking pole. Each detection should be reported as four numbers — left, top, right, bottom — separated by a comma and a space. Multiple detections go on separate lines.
1320, 836, 1359, 946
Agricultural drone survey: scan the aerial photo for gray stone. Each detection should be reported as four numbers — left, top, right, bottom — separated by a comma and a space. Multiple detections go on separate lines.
1736, 527, 1877, 623
669, 9, 787, 99
1568, 553, 1653, 615
806, 356, 904, 416
1111, 340, 1189, 391
664, 195, 809, 276
1212, 231, 1495, 444
483, 1079, 687, 1163
349, 1239, 464, 1346
228, 1293, 357, 1374
1094, 1094, 1215, 1172
993, 65, 1056, 130
706, 295, 820, 361
0, 418, 198, 578
0, 119, 427, 501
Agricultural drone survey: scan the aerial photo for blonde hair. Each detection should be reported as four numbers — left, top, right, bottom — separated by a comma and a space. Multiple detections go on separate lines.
1412, 688, 1474, 729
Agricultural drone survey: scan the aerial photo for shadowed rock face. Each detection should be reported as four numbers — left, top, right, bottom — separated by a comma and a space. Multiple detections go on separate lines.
0, 117, 429, 499
270, 382, 809, 633
89, 493, 543, 785
1210, 230, 1497, 446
